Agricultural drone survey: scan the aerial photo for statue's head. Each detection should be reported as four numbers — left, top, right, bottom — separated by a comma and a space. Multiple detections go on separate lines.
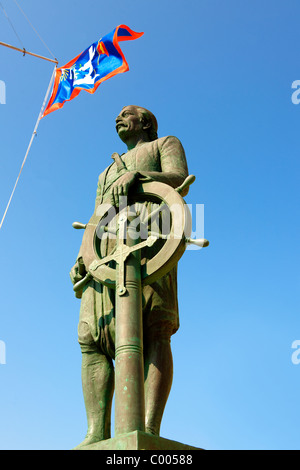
115, 105, 158, 144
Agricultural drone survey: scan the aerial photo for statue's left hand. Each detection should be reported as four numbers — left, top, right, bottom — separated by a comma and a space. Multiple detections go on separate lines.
110, 171, 137, 206
70, 258, 86, 285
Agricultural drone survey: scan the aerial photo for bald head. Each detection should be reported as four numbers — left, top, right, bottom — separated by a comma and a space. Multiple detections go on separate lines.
115, 106, 158, 147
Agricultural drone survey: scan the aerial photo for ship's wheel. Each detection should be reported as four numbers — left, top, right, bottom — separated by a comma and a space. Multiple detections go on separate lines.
72, 176, 209, 295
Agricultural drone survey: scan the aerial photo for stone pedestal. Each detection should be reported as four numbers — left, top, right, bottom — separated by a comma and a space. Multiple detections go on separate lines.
77, 431, 202, 451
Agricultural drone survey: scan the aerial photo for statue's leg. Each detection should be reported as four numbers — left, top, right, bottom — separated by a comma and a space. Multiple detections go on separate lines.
144, 325, 173, 436
75, 323, 114, 449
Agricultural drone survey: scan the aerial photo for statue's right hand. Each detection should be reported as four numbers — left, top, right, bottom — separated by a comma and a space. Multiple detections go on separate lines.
70, 258, 86, 285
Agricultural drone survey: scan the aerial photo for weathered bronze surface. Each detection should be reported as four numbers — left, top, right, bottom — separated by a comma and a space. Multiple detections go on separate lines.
79, 431, 203, 451
114, 212, 145, 436
70, 105, 208, 450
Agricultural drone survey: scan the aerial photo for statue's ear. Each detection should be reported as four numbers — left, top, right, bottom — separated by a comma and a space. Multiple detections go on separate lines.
142, 120, 151, 131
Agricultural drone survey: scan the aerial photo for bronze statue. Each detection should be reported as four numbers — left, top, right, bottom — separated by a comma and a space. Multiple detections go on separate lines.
70, 105, 191, 449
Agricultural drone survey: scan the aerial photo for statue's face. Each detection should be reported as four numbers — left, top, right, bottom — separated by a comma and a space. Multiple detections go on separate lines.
115, 106, 144, 141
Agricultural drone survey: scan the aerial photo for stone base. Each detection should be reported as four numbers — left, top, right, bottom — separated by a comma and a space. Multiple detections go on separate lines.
76, 431, 202, 451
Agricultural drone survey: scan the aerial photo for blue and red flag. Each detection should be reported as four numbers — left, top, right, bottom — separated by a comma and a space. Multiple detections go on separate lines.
42, 25, 143, 118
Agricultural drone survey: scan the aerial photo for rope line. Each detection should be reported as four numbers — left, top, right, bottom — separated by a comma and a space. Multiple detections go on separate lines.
0, 3, 59, 230
0, 66, 57, 231
12, 0, 57, 61
0, 0, 24, 49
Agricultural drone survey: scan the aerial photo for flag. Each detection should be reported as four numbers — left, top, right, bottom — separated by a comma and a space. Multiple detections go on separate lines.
42, 25, 144, 118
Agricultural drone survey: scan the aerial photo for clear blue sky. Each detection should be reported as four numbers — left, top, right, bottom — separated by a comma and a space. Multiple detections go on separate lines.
0, 0, 299, 450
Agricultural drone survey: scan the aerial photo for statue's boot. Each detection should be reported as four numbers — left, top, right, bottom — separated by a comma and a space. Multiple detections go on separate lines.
74, 350, 114, 449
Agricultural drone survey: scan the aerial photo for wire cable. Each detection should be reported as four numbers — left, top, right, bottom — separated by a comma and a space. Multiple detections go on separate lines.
12, 0, 57, 61
0, 0, 24, 49
0, 66, 57, 231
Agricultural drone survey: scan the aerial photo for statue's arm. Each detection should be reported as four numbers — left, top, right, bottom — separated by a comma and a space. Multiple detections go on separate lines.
135, 136, 189, 193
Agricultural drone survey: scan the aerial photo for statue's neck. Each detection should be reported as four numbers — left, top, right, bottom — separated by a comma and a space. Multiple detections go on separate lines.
125, 135, 150, 151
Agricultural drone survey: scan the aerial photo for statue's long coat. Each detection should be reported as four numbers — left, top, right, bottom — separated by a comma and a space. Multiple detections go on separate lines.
77, 136, 189, 359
